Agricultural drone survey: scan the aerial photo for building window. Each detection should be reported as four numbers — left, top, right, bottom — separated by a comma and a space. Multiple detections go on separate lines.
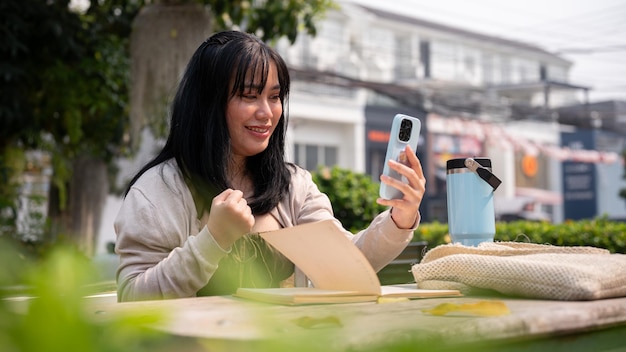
460, 47, 480, 84
482, 53, 494, 84
512, 58, 539, 83
548, 65, 567, 82
500, 56, 512, 84
300, 34, 317, 69
420, 40, 430, 79
365, 27, 395, 81
294, 143, 338, 171
431, 41, 456, 81
394, 34, 416, 80
317, 19, 347, 72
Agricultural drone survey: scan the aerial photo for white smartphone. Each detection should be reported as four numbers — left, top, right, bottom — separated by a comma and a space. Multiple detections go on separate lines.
379, 114, 421, 200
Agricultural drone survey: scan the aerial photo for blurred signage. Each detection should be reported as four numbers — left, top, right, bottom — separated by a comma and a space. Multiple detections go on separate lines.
367, 130, 390, 143
515, 152, 548, 189
561, 131, 597, 220
521, 155, 538, 178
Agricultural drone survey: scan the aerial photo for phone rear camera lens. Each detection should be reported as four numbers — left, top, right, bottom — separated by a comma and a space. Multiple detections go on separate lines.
399, 119, 412, 142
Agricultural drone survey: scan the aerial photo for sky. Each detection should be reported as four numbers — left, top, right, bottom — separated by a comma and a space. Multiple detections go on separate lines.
349, 0, 626, 103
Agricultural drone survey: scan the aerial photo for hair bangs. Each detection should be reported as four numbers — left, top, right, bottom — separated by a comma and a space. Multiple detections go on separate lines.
230, 46, 272, 97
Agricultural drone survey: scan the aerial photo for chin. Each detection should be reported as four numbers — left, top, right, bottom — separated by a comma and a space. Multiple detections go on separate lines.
246, 146, 269, 156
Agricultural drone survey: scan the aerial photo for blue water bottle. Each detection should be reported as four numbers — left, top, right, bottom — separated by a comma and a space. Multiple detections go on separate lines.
446, 158, 502, 246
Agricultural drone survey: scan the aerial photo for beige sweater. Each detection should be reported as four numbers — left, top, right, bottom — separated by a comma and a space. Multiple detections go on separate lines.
114, 159, 416, 301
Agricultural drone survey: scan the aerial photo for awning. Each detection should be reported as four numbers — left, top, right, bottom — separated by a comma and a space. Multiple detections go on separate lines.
427, 114, 622, 164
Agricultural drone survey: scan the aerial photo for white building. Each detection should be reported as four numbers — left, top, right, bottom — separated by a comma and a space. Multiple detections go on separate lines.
96, 0, 624, 253
273, 1, 622, 222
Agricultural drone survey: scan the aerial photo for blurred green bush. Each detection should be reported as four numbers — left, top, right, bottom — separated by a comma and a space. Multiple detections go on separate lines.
311, 166, 386, 232
415, 218, 626, 254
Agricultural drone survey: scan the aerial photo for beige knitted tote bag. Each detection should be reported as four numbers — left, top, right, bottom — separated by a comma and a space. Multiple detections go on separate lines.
411, 242, 626, 300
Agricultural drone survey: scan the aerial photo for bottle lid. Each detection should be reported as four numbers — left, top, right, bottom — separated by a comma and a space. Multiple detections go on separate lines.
446, 157, 491, 170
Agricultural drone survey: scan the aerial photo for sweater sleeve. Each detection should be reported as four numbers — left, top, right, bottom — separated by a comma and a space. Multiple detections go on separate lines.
350, 210, 419, 272
114, 172, 228, 301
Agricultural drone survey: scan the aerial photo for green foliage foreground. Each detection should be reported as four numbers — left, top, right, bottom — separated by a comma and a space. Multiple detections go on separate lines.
0, 241, 170, 352
0, 240, 495, 352
3, 233, 624, 352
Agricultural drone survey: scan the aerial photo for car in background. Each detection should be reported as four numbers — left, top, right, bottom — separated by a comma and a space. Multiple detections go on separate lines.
496, 197, 552, 222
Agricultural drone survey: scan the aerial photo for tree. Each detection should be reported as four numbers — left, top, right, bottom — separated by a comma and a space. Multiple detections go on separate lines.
0, 0, 335, 256
129, 0, 336, 147
1, 0, 138, 255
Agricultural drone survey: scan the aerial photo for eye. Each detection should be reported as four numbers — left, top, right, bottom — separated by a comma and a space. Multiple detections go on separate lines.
269, 89, 281, 101
240, 90, 257, 100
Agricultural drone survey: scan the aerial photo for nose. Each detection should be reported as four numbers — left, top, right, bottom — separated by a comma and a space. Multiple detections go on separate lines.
255, 98, 273, 120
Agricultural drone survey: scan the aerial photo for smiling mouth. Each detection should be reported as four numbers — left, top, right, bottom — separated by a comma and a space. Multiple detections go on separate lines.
246, 126, 270, 133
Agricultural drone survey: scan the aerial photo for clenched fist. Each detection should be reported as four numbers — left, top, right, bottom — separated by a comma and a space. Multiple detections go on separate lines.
207, 189, 255, 248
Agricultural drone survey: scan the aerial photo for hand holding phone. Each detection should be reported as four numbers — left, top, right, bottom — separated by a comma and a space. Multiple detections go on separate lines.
379, 114, 421, 200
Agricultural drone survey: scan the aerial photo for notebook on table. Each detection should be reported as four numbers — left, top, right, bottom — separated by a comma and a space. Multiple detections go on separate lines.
234, 220, 461, 305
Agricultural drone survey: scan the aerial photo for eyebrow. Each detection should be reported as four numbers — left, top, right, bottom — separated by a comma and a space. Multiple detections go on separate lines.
243, 83, 281, 91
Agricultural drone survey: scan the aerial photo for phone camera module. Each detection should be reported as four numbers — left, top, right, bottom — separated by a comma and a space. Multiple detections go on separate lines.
398, 119, 412, 142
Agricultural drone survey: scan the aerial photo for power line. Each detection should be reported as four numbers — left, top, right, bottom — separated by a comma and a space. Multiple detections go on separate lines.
555, 45, 626, 54
507, 3, 626, 34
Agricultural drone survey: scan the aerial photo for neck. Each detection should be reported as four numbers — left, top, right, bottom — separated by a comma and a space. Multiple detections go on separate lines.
228, 156, 253, 197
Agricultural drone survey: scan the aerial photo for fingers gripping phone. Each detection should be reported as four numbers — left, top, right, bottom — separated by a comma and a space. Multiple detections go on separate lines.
379, 114, 421, 200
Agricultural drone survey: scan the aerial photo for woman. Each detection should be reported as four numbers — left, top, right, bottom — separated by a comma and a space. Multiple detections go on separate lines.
115, 30, 426, 301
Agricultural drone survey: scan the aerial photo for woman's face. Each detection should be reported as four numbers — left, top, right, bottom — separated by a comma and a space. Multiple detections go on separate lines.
226, 62, 282, 161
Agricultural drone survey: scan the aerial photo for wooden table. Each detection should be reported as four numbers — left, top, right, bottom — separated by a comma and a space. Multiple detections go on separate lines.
84, 293, 626, 351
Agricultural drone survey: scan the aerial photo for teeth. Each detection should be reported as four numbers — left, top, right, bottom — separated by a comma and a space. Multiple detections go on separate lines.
248, 127, 268, 133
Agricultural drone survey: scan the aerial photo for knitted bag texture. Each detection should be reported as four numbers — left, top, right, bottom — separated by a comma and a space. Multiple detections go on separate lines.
411, 242, 626, 300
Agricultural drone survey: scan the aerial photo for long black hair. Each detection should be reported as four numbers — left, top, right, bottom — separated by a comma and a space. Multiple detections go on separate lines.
125, 31, 292, 215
